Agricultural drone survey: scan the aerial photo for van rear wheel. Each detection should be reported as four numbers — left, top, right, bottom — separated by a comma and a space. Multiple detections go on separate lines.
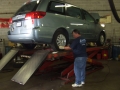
51, 31, 68, 51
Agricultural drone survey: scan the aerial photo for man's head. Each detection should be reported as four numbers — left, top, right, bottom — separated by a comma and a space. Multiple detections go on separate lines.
72, 29, 81, 38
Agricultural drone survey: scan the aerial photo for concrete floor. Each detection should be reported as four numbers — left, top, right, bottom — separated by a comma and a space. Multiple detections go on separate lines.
0, 60, 120, 90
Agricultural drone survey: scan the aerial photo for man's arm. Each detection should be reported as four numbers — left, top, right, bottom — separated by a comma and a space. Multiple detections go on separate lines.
59, 40, 77, 50
64, 46, 71, 50
59, 46, 71, 50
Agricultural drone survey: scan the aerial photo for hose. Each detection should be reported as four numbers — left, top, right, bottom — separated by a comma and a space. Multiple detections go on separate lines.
108, 0, 120, 23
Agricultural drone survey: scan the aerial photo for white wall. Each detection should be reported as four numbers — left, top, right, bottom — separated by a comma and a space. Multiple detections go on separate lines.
0, 0, 25, 15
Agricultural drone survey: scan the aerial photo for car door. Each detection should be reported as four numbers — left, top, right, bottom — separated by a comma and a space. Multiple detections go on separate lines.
65, 4, 88, 40
82, 10, 96, 40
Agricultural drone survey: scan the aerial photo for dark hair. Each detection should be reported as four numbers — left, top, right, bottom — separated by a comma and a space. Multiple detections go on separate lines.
72, 29, 80, 35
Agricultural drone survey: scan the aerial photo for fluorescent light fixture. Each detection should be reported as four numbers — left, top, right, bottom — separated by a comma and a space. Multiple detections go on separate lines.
55, 4, 74, 8
23, 0, 40, 5
71, 23, 83, 26
66, 4, 75, 7
55, 5, 65, 8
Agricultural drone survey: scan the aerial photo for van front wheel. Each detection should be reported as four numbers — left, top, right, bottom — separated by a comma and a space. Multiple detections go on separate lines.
96, 33, 105, 46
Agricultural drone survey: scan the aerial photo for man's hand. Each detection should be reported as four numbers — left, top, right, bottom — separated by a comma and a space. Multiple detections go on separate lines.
59, 46, 64, 49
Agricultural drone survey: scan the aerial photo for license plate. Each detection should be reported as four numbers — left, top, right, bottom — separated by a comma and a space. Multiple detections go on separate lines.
16, 22, 22, 27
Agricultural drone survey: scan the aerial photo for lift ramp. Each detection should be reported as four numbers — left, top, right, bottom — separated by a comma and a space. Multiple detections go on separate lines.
11, 50, 50, 85
0, 48, 19, 70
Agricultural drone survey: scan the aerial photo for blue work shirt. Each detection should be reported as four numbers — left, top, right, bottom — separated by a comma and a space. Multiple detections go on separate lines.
70, 36, 87, 58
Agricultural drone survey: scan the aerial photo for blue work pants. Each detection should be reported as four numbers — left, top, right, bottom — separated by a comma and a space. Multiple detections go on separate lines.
74, 57, 87, 84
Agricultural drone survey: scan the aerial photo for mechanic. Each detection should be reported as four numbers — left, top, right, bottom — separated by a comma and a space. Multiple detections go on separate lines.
59, 29, 87, 87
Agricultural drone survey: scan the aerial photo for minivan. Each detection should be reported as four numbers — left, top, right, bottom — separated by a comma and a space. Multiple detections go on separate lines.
8, 0, 106, 50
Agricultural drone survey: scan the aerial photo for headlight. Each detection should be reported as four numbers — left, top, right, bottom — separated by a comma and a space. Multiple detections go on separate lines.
101, 24, 105, 27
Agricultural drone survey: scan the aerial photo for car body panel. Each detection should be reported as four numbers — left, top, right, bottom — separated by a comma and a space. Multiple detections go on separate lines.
8, 0, 106, 45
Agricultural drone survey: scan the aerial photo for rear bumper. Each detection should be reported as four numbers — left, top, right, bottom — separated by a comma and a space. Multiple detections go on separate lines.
7, 30, 52, 44
8, 33, 35, 43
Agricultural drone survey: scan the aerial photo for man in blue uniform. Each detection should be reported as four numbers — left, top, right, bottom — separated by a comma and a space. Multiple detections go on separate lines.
59, 29, 87, 87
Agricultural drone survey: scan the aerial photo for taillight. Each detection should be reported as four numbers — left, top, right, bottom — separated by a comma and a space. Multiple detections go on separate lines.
25, 11, 46, 20
9, 18, 13, 24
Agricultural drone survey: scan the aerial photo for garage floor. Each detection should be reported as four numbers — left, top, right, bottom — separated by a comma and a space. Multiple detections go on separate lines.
0, 60, 120, 90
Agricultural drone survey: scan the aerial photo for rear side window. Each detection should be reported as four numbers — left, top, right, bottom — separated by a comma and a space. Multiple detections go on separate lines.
66, 5, 82, 19
47, 1, 65, 15
14, 1, 40, 16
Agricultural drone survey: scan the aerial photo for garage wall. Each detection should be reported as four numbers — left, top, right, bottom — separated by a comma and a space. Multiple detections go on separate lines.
0, 0, 120, 46
0, 0, 25, 47
0, 0, 25, 14
65, 0, 120, 43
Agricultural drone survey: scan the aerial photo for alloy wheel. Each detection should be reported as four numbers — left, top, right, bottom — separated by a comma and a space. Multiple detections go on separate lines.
56, 34, 66, 46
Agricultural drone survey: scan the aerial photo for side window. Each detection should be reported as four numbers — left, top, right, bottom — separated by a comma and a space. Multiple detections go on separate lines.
66, 5, 82, 19
83, 10, 95, 22
47, 1, 65, 14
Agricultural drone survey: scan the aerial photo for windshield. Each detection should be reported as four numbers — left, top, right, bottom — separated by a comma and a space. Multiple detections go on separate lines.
14, 1, 40, 16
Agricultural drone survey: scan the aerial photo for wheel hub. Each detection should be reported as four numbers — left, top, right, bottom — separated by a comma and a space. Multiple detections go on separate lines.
100, 35, 104, 44
56, 34, 66, 46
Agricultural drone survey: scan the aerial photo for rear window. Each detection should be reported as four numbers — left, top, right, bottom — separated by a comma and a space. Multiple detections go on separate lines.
47, 1, 65, 15
14, 1, 40, 16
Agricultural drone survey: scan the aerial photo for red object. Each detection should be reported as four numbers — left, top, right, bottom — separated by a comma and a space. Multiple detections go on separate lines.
102, 50, 108, 59
0, 18, 9, 28
36, 61, 54, 75
61, 64, 74, 77
97, 53, 101, 60
0, 18, 9, 22
25, 11, 46, 24
9, 18, 12, 24
21, 47, 104, 84
25, 11, 46, 20
58, 47, 104, 84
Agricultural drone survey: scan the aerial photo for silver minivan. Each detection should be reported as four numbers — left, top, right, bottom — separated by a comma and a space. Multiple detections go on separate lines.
8, 0, 106, 50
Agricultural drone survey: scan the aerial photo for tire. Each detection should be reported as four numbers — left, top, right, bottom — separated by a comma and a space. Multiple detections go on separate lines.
96, 33, 105, 46
22, 43, 36, 49
51, 30, 68, 51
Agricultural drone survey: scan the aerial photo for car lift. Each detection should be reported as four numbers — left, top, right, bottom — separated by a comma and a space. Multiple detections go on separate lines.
58, 47, 104, 84
0, 46, 107, 85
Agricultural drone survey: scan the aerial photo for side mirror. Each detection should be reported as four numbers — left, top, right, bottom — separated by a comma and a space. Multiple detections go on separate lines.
90, 13, 100, 24
95, 19, 99, 24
